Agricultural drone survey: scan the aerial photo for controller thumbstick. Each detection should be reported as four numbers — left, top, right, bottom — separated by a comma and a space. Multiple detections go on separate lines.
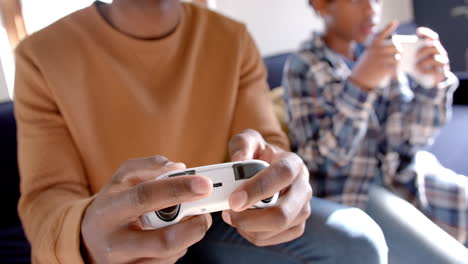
156, 204, 180, 222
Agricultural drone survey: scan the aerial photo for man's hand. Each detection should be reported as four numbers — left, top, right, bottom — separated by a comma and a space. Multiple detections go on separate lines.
415, 27, 451, 86
223, 129, 312, 246
350, 21, 400, 91
81, 156, 213, 264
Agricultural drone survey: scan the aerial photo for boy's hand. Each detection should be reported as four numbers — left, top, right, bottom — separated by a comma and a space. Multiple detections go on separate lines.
224, 129, 312, 246
350, 21, 400, 91
81, 156, 213, 264
415, 27, 450, 86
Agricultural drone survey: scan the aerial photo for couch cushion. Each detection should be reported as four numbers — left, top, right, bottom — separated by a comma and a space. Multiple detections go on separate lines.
0, 226, 30, 263
269, 87, 288, 135
264, 53, 291, 89
0, 101, 21, 228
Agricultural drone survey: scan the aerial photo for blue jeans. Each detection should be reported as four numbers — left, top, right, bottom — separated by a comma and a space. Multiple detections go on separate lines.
366, 185, 468, 264
178, 198, 388, 264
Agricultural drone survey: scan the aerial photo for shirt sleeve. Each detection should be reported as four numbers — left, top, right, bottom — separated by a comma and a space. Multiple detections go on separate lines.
384, 72, 459, 156
229, 26, 289, 151
14, 41, 94, 264
283, 52, 376, 168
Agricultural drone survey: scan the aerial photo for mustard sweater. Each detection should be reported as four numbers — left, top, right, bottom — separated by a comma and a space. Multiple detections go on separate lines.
14, 2, 287, 263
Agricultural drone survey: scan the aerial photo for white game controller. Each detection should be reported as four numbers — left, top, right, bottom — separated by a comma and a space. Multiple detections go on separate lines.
140, 160, 279, 230
392, 34, 436, 88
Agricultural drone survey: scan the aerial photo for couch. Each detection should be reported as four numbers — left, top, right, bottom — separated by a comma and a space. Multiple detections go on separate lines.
0, 101, 30, 263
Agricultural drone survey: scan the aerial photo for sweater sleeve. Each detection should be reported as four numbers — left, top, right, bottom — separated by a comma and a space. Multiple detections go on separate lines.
229, 26, 289, 151
14, 41, 94, 263
384, 73, 459, 156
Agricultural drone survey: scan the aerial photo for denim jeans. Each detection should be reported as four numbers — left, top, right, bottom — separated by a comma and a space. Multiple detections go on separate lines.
366, 185, 468, 264
178, 198, 388, 264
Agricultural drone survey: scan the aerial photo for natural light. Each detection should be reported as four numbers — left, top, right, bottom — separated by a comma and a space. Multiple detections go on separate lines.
21, 0, 112, 34
0, 18, 14, 99
0, 0, 114, 100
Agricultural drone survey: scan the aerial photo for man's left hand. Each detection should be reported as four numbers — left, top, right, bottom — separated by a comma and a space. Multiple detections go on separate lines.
223, 129, 312, 246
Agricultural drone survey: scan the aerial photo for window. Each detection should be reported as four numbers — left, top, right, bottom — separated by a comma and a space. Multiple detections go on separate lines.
21, 0, 111, 34
0, 0, 113, 100
0, 0, 215, 100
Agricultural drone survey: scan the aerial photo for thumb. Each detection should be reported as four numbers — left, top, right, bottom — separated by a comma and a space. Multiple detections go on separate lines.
372, 20, 399, 46
229, 130, 265, 162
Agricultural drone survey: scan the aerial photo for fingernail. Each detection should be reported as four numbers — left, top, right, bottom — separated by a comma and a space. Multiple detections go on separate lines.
222, 211, 231, 225
165, 161, 185, 169
191, 178, 212, 194
230, 191, 247, 211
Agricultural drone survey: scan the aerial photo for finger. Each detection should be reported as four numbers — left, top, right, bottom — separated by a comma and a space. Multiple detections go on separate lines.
379, 44, 400, 55
381, 57, 400, 68
370, 45, 400, 69
229, 129, 265, 161
418, 66, 446, 77
110, 175, 213, 221
112, 214, 211, 261
239, 222, 306, 247
417, 57, 447, 73
255, 202, 310, 240
373, 20, 399, 46
416, 45, 440, 60
229, 152, 304, 211
417, 27, 439, 41
434, 40, 448, 57
374, 52, 400, 66
110, 156, 187, 189
223, 175, 311, 232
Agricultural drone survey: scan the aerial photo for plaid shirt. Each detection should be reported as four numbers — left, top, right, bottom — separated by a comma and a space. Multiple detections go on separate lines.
283, 34, 467, 242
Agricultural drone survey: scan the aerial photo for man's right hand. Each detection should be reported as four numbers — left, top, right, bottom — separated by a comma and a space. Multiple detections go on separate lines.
81, 156, 213, 264
350, 21, 400, 91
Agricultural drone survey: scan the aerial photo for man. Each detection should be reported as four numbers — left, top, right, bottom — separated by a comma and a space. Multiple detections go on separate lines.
15, 0, 387, 263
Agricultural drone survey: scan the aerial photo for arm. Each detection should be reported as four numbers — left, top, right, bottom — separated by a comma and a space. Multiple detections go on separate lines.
383, 72, 458, 155
229, 26, 289, 151
283, 52, 376, 167
225, 28, 312, 246
14, 41, 94, 263
284, 23, 402, 168
384, 27, 459, 154
405, 26, 459, 146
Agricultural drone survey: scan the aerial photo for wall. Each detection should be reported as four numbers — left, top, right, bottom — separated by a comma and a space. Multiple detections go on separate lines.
0, 12, 14, 101
0, 60, 9, 102
215, 0, 321, 56
21, 0, 111, 33
215, 0, 414, 56
381, 0, 414, 26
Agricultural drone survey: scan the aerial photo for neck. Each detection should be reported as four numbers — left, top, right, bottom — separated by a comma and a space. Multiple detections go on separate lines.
98, 0, 182, 40
323, 31, 355, 61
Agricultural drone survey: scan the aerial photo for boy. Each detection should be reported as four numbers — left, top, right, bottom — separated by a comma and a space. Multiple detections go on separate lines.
283, 0, 468, 262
